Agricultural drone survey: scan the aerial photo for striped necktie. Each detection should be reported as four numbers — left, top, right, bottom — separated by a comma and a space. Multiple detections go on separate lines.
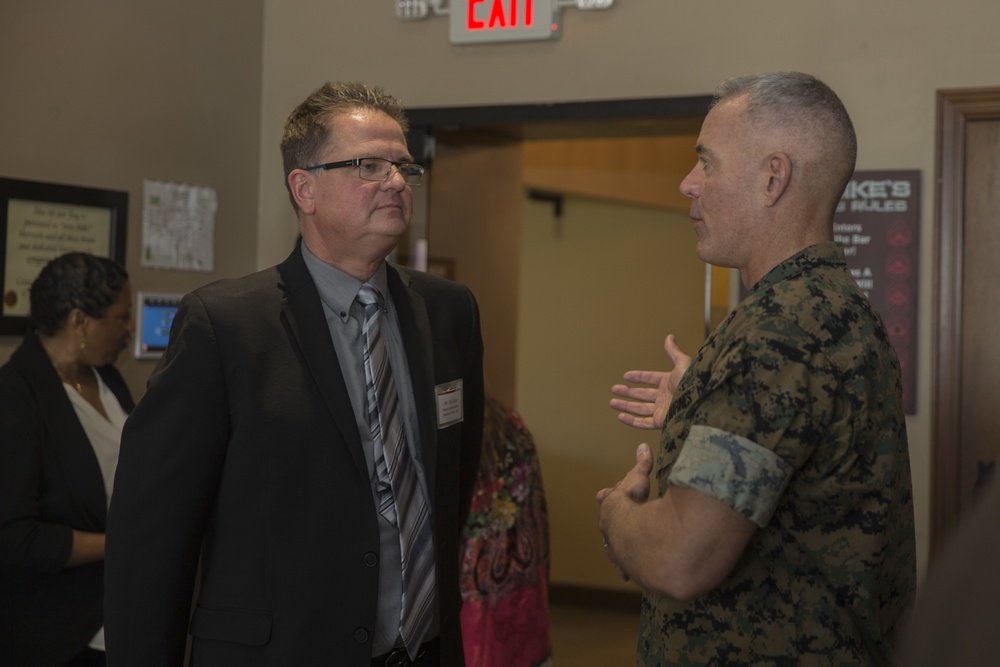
357, 283, 435, 658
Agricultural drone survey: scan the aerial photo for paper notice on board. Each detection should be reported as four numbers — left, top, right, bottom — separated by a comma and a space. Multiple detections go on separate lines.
141, 179, 216, 271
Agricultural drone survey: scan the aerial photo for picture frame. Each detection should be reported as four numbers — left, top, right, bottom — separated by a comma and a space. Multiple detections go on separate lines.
0, 176, 128, 336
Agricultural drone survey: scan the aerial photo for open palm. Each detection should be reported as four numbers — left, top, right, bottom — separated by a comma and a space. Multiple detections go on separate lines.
609, 335, 691, 430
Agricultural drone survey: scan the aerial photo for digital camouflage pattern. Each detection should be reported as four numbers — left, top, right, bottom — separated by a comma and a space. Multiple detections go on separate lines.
639, 242, 916, 666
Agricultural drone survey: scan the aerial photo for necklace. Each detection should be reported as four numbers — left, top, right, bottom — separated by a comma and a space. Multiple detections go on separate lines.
66, 368, 89, 395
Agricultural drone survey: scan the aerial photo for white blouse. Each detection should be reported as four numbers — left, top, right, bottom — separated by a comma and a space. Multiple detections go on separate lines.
62, 367, 128, 509
62, 367, 128, 653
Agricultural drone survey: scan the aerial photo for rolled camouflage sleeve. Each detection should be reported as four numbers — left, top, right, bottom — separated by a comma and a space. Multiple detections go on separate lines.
668, 425, 794, 527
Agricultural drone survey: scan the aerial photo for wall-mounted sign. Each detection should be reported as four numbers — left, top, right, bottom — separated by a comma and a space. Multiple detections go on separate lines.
835, 169, 920, 414
396, 0, 614, 44
450, 0, 555, 43
0, 176, 127, 335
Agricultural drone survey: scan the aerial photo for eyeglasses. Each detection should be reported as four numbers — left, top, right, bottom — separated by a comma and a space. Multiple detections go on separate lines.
303, 157, 425, 185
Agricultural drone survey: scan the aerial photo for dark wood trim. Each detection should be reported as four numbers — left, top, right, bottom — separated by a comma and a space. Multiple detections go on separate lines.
404, 96, 711, 160
406, 95, 713, 129
932, 88, 1000, 559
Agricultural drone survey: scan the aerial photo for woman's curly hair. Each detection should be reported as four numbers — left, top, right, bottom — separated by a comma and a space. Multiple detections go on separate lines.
29, 252, 129, 335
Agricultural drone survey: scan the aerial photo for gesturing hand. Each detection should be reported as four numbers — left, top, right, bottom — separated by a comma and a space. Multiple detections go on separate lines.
610, 334, 691, 430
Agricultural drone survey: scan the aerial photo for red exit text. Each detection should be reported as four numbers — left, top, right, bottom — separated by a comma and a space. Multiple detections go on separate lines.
467, 0, 535, 30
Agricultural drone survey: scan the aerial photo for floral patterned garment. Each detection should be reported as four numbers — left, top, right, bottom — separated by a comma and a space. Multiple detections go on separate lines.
460, 396, 553, 667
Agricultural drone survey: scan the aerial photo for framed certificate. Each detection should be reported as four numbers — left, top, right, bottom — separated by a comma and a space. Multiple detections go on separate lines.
0, 177, 127, 335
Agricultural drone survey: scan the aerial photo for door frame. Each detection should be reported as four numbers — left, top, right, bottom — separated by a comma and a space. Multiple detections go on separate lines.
399, 95, 711, 272
404, 95, 712, 166
933, 87, 1000, 557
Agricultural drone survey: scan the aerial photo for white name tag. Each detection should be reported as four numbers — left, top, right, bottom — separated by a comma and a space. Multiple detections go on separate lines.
435, 379, 464, 429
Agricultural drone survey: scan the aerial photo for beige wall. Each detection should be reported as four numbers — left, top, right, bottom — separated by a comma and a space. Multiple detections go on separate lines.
428, 136, 524, 407
0, 1, 263, 397
430, 130, 706, 589
517, 194, 705, 589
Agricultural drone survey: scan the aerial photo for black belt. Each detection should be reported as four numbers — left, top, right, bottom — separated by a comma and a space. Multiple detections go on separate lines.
371, 636, 439, 667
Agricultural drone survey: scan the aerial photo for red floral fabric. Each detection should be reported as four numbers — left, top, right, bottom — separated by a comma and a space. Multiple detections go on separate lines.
460, 397, 552, 667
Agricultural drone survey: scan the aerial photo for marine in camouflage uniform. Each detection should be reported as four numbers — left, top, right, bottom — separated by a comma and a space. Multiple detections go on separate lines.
638, 241, 916, 665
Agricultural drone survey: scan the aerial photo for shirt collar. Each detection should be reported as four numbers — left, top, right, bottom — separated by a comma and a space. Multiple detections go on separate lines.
752, 241, 846, 294
300, 241, 389, 321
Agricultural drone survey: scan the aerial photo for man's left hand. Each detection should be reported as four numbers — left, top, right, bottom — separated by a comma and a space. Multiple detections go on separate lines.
596, 443, 654, 580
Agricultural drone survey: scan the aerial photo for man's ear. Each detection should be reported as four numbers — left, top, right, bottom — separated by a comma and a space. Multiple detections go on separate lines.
288, 170, 317, 215
763, 151, 792, 206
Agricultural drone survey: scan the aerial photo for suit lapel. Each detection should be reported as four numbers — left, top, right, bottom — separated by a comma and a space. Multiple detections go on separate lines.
386, 264, 438, 497
16, 333, 107, 529
276, 247, 368, 479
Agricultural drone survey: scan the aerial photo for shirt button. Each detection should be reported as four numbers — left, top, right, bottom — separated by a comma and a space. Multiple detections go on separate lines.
354, 627, 370, 644
364, 552, 379, 567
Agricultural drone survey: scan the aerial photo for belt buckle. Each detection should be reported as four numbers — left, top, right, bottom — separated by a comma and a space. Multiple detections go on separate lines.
384, 647, 411, 667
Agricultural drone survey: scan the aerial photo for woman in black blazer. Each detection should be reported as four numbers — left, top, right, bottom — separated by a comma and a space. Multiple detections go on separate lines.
0, 253, 135, 667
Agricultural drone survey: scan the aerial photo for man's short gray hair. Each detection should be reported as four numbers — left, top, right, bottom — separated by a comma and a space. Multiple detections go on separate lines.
713, 72, 857, 197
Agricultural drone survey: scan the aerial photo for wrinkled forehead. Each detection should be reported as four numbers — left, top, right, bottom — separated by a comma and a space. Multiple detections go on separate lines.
323, 110, 409, 157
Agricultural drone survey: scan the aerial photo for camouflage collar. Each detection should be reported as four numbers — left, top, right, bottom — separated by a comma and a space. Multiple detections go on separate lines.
751, 242, 846, 294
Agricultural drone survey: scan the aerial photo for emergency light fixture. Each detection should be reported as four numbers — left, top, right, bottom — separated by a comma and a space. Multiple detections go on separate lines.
395, 0, 615, 43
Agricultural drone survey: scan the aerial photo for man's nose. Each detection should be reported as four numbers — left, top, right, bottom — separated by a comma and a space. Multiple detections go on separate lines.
679, 165, 700, 199
382, 164, 408, 190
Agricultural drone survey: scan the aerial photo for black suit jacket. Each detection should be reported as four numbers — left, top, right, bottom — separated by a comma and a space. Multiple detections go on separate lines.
105, 246, 484, 666
0, 331, 134, 667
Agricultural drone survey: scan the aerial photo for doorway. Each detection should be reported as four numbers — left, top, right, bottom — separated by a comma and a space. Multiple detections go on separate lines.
405, 95, 711, 408
933, 88, 1000, 558
407, 95, 712, 661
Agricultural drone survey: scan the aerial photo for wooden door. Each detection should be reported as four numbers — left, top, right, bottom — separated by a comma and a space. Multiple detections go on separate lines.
933, 89, 1000, 557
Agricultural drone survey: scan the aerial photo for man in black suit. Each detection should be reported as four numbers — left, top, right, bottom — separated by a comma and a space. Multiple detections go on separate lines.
105, 81, 485, 666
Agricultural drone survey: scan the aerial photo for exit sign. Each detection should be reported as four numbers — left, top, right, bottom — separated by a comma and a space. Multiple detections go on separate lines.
450, 0, 557, 44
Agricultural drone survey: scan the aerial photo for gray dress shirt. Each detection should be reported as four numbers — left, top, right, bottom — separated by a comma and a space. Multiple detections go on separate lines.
301, 242, 437, 655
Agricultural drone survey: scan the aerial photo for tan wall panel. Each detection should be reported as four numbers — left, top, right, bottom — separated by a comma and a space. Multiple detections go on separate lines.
0, 1, 263, 399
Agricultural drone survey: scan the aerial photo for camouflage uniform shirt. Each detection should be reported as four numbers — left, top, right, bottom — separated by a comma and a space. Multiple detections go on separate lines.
639, 243, 916, 666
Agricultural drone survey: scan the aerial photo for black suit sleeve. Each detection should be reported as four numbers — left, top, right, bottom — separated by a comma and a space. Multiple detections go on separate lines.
457, 285, 484, 526
105, 293, 230, 667
0, 356, 75, 572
